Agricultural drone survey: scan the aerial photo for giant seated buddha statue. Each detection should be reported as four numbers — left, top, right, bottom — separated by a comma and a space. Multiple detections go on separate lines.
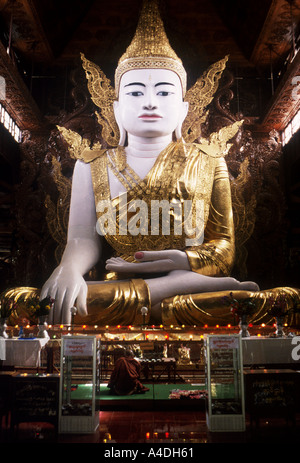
5, 0, 300, 327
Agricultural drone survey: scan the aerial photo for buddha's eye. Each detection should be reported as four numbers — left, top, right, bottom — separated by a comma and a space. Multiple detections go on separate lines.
126, 91, 144, 97
157, 91, 173, 96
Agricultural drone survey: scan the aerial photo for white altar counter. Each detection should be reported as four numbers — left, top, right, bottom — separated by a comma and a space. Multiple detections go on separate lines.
0, 338, 5, 360
242, 336, 300, 366
2, 338, 49, 367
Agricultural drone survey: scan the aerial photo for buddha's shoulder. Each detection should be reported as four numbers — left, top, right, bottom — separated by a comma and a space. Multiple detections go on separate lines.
77, 145, 107, 163
186, 141, 225, 159
187, 120, 244, 159
56, 125, 107, 163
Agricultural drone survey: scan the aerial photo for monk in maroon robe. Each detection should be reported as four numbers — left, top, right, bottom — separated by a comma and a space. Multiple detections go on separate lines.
108, 350, 149, 395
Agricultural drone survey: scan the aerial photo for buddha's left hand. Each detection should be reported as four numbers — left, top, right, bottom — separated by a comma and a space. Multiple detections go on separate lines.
105, 249, 191, 273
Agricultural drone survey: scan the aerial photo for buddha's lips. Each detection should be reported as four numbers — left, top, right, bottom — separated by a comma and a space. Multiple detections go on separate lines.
139, 114, 162, 120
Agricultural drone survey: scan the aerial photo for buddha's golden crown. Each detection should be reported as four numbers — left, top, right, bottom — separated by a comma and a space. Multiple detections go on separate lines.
114, 0, 187, 96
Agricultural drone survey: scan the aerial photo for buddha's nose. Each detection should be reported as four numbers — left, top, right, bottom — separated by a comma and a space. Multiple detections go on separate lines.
143, 103, 157, 110
143, 90, 158, 110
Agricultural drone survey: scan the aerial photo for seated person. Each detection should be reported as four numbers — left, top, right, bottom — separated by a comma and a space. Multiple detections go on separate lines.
108, 349, 149, 395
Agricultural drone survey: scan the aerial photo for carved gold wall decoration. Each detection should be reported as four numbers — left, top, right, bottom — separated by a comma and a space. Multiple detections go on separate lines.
0, 40, 43, 131
261, 51, 300, 132
230, 158, 256, 279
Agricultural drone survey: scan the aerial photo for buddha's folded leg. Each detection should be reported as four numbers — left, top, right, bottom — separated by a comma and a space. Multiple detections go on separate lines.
161, 287, 300, 327
3, 284, 299, 328
2, 280, 151, 326
74, 279, 151, 326
2, 286, 39, 325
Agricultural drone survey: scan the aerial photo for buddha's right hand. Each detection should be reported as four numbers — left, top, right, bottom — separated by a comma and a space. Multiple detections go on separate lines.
40, 266, 88, 325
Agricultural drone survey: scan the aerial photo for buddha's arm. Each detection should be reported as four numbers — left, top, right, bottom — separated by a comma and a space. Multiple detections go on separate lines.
41, 160, 102, 324
65, 160, 101, 274
185, 156, 235, 277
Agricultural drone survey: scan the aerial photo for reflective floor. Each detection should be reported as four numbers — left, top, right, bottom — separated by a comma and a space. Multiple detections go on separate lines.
1, 410, 299, 444
98, 410, 210, 444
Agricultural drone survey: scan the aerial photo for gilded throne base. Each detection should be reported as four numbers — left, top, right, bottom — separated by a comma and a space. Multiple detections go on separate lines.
5, 282, 299, 328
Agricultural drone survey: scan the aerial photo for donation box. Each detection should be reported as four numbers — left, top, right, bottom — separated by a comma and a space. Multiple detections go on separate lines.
59, 335, 99, 434
205, 334, 245, 432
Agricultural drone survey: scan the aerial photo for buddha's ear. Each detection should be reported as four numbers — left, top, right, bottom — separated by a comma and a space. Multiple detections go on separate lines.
113, 100, 126, 146
175, 101, 189, 140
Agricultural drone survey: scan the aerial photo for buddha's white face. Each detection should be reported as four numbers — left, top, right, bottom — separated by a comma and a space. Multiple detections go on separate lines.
114, 69, 188, 141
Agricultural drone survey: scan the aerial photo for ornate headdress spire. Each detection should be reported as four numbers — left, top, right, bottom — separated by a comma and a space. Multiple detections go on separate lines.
114, 0, 187, 96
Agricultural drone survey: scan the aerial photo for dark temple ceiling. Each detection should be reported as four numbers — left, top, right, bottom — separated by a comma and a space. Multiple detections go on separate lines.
1, 0, 299, 72
0, 0, 299, 128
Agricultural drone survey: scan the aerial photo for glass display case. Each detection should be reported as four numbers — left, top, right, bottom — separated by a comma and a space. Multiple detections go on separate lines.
205, 334, 245, 432
59, 335, 100, 434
